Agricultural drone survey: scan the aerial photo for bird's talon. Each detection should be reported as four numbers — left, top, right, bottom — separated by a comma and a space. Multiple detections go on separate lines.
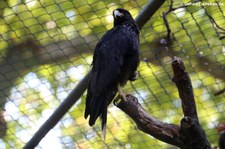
121, 94, 127, 102
113, 97, 121, 106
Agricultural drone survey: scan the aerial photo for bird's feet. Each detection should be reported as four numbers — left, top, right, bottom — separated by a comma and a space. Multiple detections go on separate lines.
117, 84, 127, 102
113, 92, 127, 106
113, 93, 138, 107
119, 92, 127, 102
114, 85, 127, 106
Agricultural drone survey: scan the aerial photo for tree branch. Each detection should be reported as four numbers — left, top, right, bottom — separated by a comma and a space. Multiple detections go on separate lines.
115, 57, 211, 149
172, 57, 211, 149
172, 57, 198, 119
114, 94, 181, 147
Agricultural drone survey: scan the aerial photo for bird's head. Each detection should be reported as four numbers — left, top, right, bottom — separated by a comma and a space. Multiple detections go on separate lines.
113, 8, 135, 26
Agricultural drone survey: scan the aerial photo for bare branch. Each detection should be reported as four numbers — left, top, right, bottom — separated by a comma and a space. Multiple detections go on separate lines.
162, 0, 202, 42
172, 57, 211, 149
172, 57, 197, 118
115, 57, 211, 149
114, 94, 181, 147
214, 88, 225, 96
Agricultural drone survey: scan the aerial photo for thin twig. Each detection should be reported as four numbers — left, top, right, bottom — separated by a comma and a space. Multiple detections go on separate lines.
199, 2, 225, 40
162, 0, 189, 42
214, 88, 225, 96
162, 0, 225, 41
162, 12, 171, 42
207, 14, 225, 32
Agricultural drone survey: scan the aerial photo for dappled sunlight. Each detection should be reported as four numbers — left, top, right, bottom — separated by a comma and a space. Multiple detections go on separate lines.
0, 0, 225, 148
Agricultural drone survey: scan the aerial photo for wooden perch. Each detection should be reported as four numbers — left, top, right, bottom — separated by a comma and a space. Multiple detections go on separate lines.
114, 57, 211, 149
114, 94, 181, 147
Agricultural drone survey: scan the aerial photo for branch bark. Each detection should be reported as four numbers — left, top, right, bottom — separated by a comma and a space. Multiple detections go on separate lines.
114, 94, 181, 147
115, 57, 211, 149
172, 57, 198, 119
172, 57, 211, 149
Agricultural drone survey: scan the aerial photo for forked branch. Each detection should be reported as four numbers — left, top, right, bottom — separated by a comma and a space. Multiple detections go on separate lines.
115, 57, 211, 149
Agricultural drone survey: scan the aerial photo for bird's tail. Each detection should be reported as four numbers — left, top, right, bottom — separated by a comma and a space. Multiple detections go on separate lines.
102, 122, 107, 140
100, 98, 108, 140
84, 87, 116, 139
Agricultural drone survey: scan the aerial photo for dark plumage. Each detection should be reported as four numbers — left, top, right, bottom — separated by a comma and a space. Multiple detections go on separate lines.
84, 8, 140, 139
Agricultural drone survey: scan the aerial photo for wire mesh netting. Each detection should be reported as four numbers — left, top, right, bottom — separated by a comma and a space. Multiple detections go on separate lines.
0, 0, 225, 148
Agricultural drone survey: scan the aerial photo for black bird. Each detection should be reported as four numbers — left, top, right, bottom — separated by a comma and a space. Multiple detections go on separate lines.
84, 8, 140, 139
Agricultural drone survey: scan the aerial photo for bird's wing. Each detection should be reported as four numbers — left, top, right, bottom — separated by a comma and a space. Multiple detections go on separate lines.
90, 27, 133, 95
85, 25, 139, 128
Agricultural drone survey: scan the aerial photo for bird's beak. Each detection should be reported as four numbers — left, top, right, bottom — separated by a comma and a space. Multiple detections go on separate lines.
114, 10, 124, 18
